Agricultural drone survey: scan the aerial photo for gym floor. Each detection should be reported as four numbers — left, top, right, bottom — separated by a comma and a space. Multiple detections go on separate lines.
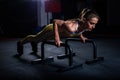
0, 37, 120, 80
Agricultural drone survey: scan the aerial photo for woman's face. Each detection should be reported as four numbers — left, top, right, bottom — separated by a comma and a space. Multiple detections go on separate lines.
85, 17, 99, 31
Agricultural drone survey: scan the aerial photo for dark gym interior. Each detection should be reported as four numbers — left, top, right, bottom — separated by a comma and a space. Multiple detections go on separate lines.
0, 0, 120, 80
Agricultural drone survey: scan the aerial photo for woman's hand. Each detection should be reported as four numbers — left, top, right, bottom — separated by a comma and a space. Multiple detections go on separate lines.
55, 40, 63, 47
80, 34, 88, 43
81, 36, 88, 43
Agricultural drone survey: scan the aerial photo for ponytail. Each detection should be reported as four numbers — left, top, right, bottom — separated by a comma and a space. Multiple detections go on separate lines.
68, 8, 100, 24
79, 8, 91, 21
78, 8, 100, 21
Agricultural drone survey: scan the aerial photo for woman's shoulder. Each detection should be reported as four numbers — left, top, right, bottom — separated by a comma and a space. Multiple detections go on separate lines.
65, 19, 77, 23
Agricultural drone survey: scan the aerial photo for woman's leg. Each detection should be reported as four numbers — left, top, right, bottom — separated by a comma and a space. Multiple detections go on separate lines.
30, 42, 37, 54
17, 24, 54, 56
35, 24, 54, 41
17, 35, 36, 56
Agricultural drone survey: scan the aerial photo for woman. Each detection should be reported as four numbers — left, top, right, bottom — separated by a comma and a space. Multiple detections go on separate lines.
16, 8, 100, 57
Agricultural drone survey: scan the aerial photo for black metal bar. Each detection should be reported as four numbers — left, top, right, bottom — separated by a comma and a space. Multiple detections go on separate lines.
67, 44, 73, 66
32, 39, 83, 71
41, 41, 67, 60
41, 41, 74, 66
65, 44, 68, 55
32, 38, 102, 68
41, 38, 97, 66
63, 40, 73, 66
41, 41, 66, 59
42, 41, 66, 46
91, 40, 97, 59
41, 42, 45, 60
65, 38, 97, 59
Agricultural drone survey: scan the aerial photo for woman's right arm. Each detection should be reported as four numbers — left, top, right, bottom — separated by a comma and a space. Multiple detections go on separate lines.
53, 19, 62, 47
53, 19, 74, 46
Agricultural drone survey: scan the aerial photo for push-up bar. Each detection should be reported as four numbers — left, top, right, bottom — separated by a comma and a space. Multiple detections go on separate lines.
31, 40, 75, 65
31, 38, 104, 71
40, 40, 83, 71
64, 38, 104, 64
40, 40, 78, 66
31, 39, 82, 71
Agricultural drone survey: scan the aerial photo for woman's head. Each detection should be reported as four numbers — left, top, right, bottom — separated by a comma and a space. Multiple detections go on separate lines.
80, 8, 100, 31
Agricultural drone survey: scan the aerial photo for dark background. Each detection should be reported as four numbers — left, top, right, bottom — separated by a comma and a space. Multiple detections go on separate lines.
0, 0, 37, 37
1, 1, 120, 80
0, 0, 120, 37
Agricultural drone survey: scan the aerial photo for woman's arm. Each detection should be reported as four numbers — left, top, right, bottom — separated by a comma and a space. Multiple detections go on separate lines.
53, 19, 77, 46
53, 19, 63, 47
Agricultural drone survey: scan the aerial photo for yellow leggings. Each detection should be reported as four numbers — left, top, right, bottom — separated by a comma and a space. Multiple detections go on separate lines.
20, 24, 80, 44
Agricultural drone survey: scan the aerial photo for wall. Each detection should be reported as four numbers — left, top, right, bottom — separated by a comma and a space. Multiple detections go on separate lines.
38, 0, 52, 27
0, 0, 37, 37
107, 0, 120, 26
